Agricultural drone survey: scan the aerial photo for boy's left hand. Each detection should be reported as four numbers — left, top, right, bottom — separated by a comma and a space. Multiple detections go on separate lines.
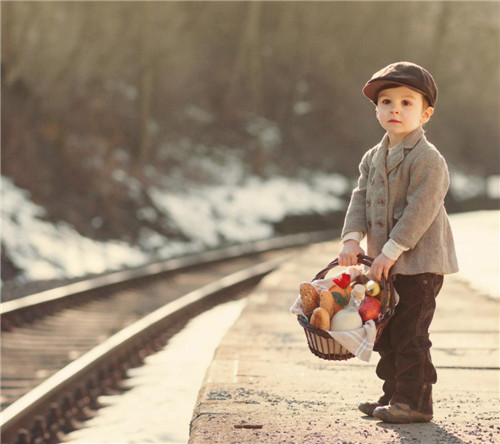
371, 254, 395, 281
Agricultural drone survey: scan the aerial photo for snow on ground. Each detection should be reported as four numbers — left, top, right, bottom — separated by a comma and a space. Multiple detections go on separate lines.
147, 173, 348, 248
1, 177, 150, 282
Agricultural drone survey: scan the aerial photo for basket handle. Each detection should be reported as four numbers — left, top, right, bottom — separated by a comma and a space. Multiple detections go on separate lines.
312, 254, 396, 313
313, 254, 375, 281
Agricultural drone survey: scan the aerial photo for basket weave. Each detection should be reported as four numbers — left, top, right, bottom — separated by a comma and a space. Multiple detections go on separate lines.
297, 254, 396, 361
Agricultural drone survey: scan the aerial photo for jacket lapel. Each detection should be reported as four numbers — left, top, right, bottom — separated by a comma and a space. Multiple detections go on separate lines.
373, 134, 389, 177
386, 127, 425, 174
386, 144, 405, 175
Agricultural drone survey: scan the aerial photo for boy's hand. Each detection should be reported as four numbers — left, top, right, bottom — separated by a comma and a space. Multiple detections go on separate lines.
339, 240, 365, 267
371, 253, 395, 281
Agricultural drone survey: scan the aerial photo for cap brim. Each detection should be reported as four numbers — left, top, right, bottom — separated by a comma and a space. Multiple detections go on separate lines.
362, 80, 429, 105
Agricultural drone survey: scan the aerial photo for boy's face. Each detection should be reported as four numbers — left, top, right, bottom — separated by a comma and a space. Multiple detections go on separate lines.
375, 86, 434, 146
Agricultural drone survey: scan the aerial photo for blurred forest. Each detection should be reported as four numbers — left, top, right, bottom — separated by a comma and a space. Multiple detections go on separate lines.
2, 1, 499, 241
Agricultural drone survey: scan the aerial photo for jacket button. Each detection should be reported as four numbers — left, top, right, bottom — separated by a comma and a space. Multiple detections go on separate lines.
366, 200, 371, 206
367, 221, 372, 228
375, 221, 384, 227
378, 199, 386, 206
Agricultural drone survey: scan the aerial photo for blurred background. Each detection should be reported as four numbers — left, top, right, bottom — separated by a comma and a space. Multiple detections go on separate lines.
2, 1, 499, 294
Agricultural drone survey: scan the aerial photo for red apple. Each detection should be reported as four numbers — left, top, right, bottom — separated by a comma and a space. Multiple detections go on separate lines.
358, 296, 382, 322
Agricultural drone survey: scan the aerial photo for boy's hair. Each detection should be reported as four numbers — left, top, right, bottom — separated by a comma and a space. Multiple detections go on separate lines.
363, 62, 437, 107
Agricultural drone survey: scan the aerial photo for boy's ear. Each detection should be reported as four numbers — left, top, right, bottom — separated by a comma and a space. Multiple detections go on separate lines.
420, 106, 434, 125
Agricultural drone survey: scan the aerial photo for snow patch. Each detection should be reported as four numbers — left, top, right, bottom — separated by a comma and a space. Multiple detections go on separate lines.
1, 176, 149, 283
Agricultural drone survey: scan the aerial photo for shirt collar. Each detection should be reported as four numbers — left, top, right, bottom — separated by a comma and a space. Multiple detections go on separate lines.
383, 126, 425, 151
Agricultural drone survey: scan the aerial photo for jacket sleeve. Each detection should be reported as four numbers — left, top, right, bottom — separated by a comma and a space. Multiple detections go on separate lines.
389, 149, 450, 249
341, 149, 373, 238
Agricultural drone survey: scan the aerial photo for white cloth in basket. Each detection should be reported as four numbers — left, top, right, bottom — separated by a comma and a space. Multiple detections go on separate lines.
290, 293, 377, 362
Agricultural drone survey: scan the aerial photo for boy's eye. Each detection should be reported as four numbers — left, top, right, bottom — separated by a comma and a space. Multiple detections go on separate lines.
381, 99, 391, 105
403, 100, 412, 106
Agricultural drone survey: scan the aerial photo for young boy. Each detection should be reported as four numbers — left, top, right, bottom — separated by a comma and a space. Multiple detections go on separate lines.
338, 61, 458, 423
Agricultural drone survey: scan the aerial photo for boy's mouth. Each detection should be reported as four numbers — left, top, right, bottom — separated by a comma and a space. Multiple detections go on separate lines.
388, 119, 401, 123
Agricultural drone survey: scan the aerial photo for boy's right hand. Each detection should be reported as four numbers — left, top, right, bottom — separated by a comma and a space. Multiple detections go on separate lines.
338, 240, 365, 267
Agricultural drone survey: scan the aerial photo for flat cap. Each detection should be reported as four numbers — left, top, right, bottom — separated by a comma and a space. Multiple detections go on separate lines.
362, 61, 437, 107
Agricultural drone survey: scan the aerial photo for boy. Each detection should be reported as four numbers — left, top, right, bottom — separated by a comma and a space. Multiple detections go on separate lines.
338, 61, 458, 423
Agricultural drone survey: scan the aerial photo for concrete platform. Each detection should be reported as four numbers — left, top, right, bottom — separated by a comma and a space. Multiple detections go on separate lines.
189, 240, 500, 443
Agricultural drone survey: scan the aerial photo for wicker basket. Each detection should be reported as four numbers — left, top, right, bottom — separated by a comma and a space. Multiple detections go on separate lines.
297, 254, 396, 361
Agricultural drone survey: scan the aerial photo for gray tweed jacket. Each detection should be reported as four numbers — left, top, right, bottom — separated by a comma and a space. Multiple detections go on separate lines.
342, 126, 459, 275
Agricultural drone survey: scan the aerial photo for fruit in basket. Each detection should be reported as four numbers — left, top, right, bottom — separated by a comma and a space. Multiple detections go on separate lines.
330, 305, 363, 331
310, 307, 331, 330
365, 280, 381, 298
358, 296, 382, 322
319, 290, 335, 318
299, 282, 320, 316
329, 284, 352, 315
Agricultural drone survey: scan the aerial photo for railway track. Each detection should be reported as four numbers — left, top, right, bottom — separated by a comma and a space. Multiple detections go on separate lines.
0, 230, 336, 444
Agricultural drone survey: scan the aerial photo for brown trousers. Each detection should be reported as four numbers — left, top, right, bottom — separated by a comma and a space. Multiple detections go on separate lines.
374, 273, 444, 415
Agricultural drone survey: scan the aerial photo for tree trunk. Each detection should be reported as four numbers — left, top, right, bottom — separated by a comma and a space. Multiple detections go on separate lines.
224, 1, 263, 117
136, 2, 154, 166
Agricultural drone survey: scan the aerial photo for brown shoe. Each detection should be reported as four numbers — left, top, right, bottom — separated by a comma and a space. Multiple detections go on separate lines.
358, 401, 383, 417
373, 403, 433, 423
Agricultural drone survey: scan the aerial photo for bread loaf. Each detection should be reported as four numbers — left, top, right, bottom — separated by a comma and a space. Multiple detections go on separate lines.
299, 282, 320, 316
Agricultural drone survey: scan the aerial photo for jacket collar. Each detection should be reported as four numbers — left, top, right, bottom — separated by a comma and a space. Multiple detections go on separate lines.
382, 126, 425, 174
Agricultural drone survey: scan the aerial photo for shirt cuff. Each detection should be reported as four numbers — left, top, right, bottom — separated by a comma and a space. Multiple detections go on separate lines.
342, 231, 364, 244
382, 238, 410, 261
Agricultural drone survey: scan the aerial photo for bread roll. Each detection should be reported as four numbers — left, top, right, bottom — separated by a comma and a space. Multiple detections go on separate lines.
319, 289, 334, 318
310, 307, 331, 330
299, 282, 320, 316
